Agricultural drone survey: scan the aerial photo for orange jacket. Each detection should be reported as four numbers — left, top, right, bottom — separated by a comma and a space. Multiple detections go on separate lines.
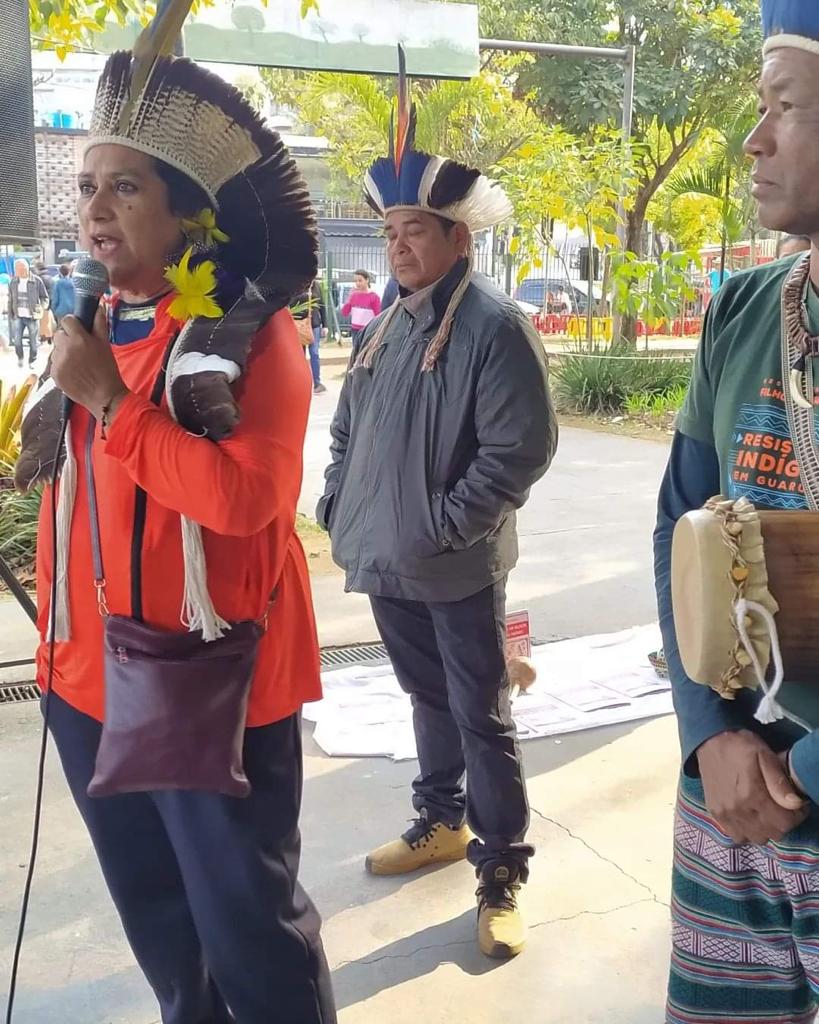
36, 297, 321, 726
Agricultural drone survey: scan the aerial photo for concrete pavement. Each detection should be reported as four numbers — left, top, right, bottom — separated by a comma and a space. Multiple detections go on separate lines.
303, 376, 669, 647
0, 702, 678, 1024
0, 380, 679, 1023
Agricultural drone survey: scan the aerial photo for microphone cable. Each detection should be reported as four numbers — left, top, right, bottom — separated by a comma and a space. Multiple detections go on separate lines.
4, 413, 68, 1024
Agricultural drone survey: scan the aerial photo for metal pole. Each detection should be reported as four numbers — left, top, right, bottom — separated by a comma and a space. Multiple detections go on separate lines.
479, 38, 627, 61
613, 43, 637, 340
617, 44, 636, 250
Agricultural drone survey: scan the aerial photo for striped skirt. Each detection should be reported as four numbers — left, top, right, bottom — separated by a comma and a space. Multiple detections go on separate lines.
669, 775, 819, 1023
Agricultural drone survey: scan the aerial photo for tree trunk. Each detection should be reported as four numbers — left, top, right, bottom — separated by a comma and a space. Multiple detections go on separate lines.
621, 201, 647, 346
601, 250, 611, 318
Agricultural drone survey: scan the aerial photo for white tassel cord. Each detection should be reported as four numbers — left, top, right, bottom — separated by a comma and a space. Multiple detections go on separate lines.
179, 516, 229, 641
49, 423, 77, 642
734, 596, 809, 731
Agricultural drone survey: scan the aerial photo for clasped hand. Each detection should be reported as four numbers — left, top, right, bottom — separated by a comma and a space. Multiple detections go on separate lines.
51, 309, 128, 422
698, 730, 808, 845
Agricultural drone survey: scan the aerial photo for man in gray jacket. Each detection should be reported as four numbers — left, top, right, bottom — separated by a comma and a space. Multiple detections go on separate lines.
318, 97, 557, 960
8, 259, 48, 368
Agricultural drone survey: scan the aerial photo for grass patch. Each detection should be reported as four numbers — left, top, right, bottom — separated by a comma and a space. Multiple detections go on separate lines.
552, 343, 692, 416
624, 383, 688, 419
296, 513, 326, 539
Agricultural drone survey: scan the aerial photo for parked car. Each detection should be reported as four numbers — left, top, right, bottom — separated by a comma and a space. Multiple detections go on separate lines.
514, 276, 592, 314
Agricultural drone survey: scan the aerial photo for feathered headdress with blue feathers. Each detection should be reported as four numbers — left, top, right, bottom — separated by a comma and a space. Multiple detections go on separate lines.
363, 47, 512, 233
763, 0, 819, 56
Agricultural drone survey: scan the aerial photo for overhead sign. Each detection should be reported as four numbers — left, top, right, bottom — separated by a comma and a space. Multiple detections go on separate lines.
94, 0, 479, 79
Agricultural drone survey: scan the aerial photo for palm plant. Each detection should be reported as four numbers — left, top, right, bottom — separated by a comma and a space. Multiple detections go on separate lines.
665, 95, 759, 286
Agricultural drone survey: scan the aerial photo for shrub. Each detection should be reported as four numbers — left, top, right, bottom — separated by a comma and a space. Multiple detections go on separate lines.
0, 472, 40, 578
552, 344, 692, 415
0, 377, 40, 581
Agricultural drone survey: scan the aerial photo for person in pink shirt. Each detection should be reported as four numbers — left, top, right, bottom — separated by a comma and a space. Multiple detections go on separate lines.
342, 269, 381, 343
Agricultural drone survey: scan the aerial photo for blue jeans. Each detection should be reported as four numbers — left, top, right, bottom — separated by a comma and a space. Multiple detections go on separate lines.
13, 316, 38, 364
307, 326, 321, 386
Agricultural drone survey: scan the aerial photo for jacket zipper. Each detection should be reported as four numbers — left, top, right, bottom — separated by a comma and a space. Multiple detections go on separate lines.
348, 317, 416, 590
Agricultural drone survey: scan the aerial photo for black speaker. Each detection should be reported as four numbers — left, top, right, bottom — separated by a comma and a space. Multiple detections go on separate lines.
0, 0, 39, 242
578, 246, 600, 282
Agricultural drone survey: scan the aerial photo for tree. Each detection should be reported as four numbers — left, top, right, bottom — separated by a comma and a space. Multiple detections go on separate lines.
30, 0, 155, 56
503, 126, 636, 342
261, 67, 540, 188
515, 0, 761, 260
611, 250, 698, 343
665, 95, 759, 284
30, 0, 316, 56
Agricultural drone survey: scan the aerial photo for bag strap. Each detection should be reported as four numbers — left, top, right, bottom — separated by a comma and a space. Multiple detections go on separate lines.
86, 334, 178, 620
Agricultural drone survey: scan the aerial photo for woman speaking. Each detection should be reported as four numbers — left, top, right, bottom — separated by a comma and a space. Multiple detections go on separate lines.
14, 30, 336, 1024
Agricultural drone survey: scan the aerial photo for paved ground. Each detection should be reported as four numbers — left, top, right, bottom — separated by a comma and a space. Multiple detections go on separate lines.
0, 366, 679, 1023
0, 702, 678, 1024
303, 374, 669, 648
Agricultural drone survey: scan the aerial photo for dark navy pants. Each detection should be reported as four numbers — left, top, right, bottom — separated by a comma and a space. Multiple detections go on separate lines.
46, 691, 336, 1024
370, 580, 533, 877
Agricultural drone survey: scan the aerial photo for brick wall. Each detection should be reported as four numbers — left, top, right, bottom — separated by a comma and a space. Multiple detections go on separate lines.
35, 127, 86, 258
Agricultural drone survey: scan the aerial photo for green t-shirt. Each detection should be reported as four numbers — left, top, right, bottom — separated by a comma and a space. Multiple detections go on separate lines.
678, 255, 819, 727
679, 255, 819, 510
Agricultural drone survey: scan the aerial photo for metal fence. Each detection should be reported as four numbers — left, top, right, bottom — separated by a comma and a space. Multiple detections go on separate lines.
317, 233, 595, 310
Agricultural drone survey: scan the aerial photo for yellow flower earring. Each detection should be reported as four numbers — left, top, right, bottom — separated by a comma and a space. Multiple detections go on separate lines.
165, 248, 224, 322
180, 208, 230, 250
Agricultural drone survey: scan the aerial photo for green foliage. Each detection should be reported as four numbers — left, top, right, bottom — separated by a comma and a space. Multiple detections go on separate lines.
611, 250, 698, 325
624, 384, 688, 418
553, 345, 692, 415
0, 477, 41, 577
29, 0, 322, 57
504, 126, 634, 266
261, 67, 538, 188
499, 0, 761, 261
665, 94, 760, 254
0, 376, 43, 578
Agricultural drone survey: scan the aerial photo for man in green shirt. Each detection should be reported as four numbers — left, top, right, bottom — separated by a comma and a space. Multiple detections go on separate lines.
655, 3, 819, 1020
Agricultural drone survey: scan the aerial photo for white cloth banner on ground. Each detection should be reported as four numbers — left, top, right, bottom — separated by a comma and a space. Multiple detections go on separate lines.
304, 624, 672, 760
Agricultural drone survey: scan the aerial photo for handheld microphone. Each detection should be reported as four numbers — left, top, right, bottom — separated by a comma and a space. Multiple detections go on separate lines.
61, 257, 110, 420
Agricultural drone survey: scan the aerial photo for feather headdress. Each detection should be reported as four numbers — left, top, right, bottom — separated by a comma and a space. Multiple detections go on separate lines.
363, 46, 512, 233
763, 0, 819, 57
19, 0, 317, 645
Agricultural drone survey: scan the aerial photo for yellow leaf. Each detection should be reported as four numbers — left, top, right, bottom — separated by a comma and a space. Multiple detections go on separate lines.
509, 236, 520, 255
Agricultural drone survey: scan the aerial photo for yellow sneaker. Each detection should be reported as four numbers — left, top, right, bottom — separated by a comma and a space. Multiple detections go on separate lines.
476, 860, 526, 959
365, 813, 473, 876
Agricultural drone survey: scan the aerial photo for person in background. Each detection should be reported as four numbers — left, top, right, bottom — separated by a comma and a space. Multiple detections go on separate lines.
8, 260, 48, 369
380, 275, 399, 311
51, 264, 76, 325
35, 260, 56, 348
0, 273, 10, 351
341, 269, 381, 344
319, 81, 557, 961
308, 279, 327, 395
555, 286, 572, 314
778, 233, 812, 258
545, 289, 555, 314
